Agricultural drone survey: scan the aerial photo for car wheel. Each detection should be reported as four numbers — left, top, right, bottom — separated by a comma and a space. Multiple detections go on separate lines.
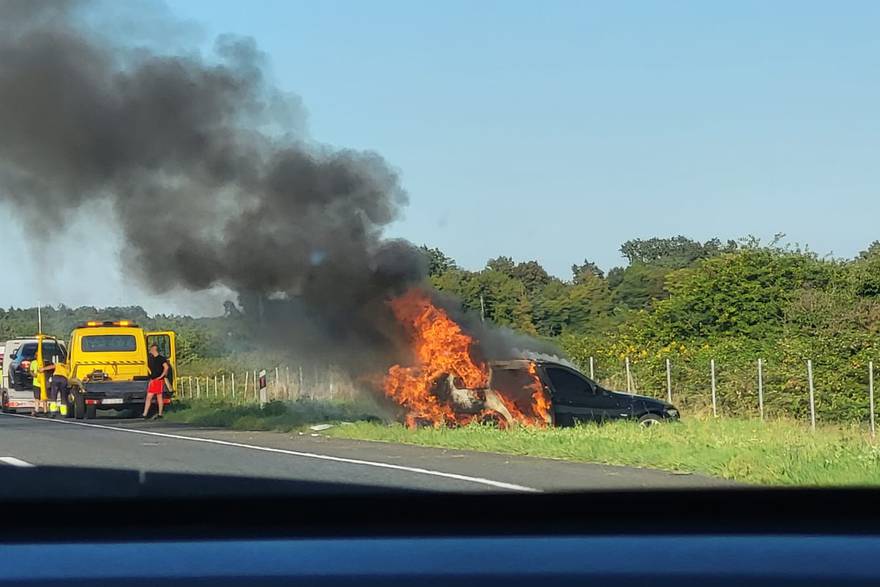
638, 413, 664, 427
479, 411, 509, 429
74, 391, 86, 420
85, 404, 97, 419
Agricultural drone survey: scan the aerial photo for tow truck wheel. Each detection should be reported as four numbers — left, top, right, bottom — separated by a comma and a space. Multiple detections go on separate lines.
85, 404, 97, 419
73, 391, 86, 420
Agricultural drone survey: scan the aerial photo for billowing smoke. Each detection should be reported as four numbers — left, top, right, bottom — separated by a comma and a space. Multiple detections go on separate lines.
0, 0, 426, 369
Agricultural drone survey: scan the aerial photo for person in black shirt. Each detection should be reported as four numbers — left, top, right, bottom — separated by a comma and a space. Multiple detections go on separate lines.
144, 344, 169, 419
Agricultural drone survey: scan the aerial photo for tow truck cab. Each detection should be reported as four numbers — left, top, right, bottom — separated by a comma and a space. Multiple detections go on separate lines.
65, 321, 177, 419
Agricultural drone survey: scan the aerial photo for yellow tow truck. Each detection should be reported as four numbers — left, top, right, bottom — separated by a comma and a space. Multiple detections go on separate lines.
55, 321, 177, 419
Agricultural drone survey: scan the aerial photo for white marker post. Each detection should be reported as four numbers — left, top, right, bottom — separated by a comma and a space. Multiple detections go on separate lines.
665, 358, 672, 404
231, 372, 236, 399
757, 358, 765, 422
222, 374, 226, 397
869, 361, 875, 439
196, 377, 201, 398
589, 356, 595, 380
710, 359, 717, 418
258, 369, 268, 407
625, 357, 632, 393
253, 370, 258, 402
807, 360, 816, 431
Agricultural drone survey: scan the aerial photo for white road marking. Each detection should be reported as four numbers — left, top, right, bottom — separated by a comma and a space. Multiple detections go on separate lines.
0, 456, 36, 467
0, 413, 539, 493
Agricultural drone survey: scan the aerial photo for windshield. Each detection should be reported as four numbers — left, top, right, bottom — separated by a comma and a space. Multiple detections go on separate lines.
0, 1, 878, 500
81, 335, 138, 353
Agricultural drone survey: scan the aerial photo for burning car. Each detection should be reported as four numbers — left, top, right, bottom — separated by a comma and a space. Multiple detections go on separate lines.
446, 359, 679, 428
382, 289, 678, 428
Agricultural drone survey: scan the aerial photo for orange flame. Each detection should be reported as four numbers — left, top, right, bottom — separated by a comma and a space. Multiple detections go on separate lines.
383, 289, 488, 427
382, 288, 553, 428
528, 362, 552, 425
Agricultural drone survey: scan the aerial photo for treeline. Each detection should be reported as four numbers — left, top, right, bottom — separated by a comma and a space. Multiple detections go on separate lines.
4, 236, 879, 421
425, 237, 880, 421
0, 304, 256, 365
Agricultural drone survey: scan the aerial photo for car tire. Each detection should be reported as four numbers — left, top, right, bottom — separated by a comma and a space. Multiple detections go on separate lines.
638, 413, 664, 427
74, 391, 86, 420
85, 404, 97, 419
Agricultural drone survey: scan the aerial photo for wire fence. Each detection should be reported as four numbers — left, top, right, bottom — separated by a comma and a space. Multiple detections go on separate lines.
175, 365, 359, 404
593, 356, 877, 436
177, 357, 878, 436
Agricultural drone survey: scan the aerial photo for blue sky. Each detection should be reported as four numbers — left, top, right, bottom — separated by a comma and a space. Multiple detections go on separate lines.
5, 0, 880, 314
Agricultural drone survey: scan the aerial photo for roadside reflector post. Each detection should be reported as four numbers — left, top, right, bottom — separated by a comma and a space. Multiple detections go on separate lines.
231, 372, 236, 399
258, 369, 268, 407
214, 375, 218, 397
243, 371, 249, 400
286, 366, 291, 399
807, 360, 816, 431
253, 370, 258, 402
299, 366, 304, 397
625, 357, 632, 393
275, 366, 280, 400
710, 359, 717, 418
222, 374, 226, 397
758, 358, 765, 422
589, 356, 595, 380
869, 361, 875, 439
665, 358, 672, 404
196, 377, 200, 398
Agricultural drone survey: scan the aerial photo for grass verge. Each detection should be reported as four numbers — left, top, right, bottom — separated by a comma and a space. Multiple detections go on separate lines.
165, 398, 383, 432
325, 418, 880, 486
165, 400, 880, 486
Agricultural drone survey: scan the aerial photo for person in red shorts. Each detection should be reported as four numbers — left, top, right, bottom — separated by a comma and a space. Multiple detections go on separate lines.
143, 344, 169, 420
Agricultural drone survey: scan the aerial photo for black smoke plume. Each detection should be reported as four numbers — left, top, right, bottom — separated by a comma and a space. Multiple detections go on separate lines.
0, 0, 427, 369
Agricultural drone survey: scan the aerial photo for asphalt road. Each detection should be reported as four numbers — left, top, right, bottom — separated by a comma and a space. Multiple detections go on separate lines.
0, 412, 732, 493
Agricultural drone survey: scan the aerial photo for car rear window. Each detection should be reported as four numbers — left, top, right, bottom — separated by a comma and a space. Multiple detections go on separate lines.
81, 335, 138, 353
17, 343, 37, 360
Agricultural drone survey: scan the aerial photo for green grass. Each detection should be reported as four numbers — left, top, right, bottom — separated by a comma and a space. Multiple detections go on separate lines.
164, 399, 880, 486
325, 418, 880, 486
165, 398, 384, 432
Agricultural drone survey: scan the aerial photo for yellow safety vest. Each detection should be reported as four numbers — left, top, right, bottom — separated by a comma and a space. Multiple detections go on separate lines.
30, 361, 43, 390
53, 363, 69, 379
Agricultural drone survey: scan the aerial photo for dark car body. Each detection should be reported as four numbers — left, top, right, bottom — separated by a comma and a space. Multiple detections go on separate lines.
532, 360, 679, 426
447, 359, 679, 427
7, 339, 67, 391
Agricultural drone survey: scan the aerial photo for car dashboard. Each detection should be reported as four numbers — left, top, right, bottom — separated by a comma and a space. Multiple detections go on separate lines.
0, 469, 878, 586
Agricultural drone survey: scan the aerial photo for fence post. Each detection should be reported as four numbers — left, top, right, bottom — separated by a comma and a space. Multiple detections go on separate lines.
231, 372, 236, 399
589, 356, 595, 380
665, 358, 672, 404
625, 357, 632, 393
757, 358, 764, 422
869, 361, 875, 439
222, 374, 226, 397
710, 359, 717, 417
214, 375, 218, 397
807, 360, 816, 431
253, 370, 257, 401
196, 377, 201, 398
